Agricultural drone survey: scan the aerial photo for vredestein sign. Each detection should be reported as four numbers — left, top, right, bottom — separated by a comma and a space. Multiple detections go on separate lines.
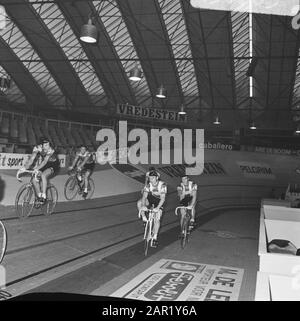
117, 103, 187, 123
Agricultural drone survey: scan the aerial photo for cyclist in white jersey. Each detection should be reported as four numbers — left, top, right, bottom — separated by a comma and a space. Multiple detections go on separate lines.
177, 174, 198, 231
140, 167, 161, 194
137, 170, 167, 247
144, 167, 160, 186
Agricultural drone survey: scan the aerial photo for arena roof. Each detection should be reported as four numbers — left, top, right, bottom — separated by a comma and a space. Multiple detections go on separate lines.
0, 0, 300, 135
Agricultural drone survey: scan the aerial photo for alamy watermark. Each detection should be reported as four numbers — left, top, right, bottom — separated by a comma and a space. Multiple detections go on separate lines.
95, 121, 204, 176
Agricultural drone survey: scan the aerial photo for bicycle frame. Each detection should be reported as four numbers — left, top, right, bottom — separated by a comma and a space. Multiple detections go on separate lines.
66, 168, 94, 199
17, 169, 40, 198
139, 207, 158, 256
175, 206, 194, 248
69, 169, 84, 189
175, 206, 194, 219
16, 169, 58, 217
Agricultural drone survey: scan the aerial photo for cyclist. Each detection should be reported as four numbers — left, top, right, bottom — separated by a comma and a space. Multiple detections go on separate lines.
177, 174, 197, 233
139, 167, 161, 195
144, 167, 160, 185
21, 137, 60, 203
137, 170, 167, 248
68, 145, 95, 198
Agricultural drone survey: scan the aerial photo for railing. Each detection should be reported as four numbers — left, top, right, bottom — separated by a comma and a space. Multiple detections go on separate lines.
1, 109, 300, 156
0, 110, 113, 132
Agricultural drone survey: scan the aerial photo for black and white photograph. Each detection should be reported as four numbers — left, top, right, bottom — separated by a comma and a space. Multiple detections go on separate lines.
1, 0, 300, 309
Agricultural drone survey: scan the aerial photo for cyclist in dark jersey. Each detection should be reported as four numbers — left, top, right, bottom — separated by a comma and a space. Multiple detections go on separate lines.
23, 137, 60, 203
69, 145, 95, 198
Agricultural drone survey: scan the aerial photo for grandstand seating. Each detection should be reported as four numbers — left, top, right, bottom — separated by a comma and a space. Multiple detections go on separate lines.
33, 118, 44, 141
62, 125, 76, 146
48, 123, 62, 147
0, 115, 9, 136
0, 111, 105, 154
56, 124, 67, 146
27, 121, 37, 146
10, 116, 18, 140
80, 127, 94, 148
71, 126, 84, 147
18, 117, 28, 144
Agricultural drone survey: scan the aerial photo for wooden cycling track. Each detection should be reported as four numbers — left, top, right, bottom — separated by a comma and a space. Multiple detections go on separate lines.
1, 191, 259, 301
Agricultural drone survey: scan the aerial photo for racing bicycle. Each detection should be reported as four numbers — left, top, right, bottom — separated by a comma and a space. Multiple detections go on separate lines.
175, 206, 195, 249
15, 169, 58, 219
139, 206, 159, 256
64, 168, 95, 201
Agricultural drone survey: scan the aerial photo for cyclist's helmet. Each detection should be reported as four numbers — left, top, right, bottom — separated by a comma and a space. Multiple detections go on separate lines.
39, 137, 50, 145
148, 170, 159, 177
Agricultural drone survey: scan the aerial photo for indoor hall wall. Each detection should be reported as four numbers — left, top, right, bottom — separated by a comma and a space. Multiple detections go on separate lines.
0, 149, 298, 218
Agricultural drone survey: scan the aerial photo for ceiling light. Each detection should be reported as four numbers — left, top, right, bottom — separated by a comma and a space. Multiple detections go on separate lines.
80, 18, 98, 43
213, 116, 221, 125
295, 125, 300, 134
0, 76, 11, 92
156, 85, 166, 99
129, 65, 142, 81
178, 104, 186, 115
246, 57, 258, 77
249, 121, 256, 130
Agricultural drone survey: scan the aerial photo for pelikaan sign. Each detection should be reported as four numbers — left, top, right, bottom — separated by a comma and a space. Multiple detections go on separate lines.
237, 161, 275, 179
117, 104, 187, 123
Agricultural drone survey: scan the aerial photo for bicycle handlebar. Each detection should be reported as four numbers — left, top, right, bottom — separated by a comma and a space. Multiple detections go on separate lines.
138, 206, 158, 219
16, 169, 40, 182
138, 209, 144, 218
68, 167, 83, 175
175, 206, 194, 216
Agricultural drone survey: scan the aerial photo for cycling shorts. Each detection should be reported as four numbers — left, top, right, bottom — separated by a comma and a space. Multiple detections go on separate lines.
146, 193, 163, 210
39, 159, 60, 176
82, 162, 95, 173
180, 195, 193, 207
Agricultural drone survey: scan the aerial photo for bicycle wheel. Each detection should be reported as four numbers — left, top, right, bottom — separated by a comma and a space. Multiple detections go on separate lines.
85, 178, 95, 199
0, 221, 7, 264
45, 185, 58, 216
64, 176, 78, 200
144, 219, 153, 257
181, 216, 189, 249
15, 184, 35, 219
